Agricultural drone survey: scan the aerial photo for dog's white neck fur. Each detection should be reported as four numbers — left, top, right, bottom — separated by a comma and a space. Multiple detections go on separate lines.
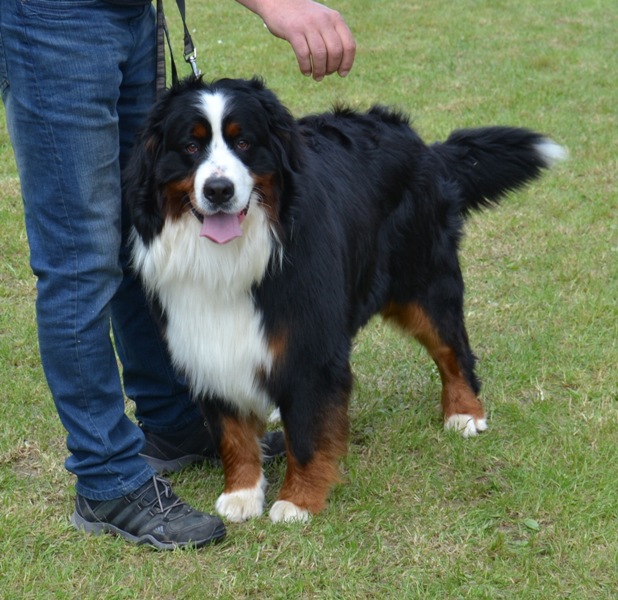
132, 199, 275, 419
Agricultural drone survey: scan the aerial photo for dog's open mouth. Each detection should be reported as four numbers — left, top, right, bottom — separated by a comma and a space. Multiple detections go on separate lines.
191, 205, 249, 244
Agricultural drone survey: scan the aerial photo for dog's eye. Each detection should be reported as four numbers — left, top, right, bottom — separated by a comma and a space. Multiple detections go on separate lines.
235, 139, 250, 151
185, 142, 200, 154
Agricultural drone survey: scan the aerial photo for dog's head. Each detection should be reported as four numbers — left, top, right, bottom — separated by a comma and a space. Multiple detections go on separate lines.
124, 77, 300, 246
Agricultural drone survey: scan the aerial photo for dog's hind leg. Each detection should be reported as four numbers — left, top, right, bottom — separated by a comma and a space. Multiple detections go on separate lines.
212, 412, 267, 522
382, 301, 487, 437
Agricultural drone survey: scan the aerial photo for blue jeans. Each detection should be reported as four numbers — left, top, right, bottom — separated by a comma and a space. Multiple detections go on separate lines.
0, 0, 202, 500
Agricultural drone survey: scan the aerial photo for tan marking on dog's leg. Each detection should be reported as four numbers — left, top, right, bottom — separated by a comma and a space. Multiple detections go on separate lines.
382, 302, 486, 436
270, 403, 348, 523
215, 414, 267, 522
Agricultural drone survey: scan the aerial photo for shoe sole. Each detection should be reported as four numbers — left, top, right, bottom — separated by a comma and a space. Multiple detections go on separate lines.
70, 511, 226, 550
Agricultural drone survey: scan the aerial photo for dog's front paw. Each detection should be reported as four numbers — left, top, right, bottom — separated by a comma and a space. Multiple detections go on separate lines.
269, 500, 310, 523
444, 414, 488, 438
215, 476, 267, 522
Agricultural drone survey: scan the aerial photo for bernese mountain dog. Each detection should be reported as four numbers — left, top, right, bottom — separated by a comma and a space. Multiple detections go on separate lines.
125, 77, 565, 524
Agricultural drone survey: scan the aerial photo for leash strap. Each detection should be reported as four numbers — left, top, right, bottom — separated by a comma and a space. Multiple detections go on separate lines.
175, 0, 201, 78
156, 0, 201, 96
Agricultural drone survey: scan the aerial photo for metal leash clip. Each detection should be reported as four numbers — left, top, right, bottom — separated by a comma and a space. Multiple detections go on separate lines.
185, 48, 201, 78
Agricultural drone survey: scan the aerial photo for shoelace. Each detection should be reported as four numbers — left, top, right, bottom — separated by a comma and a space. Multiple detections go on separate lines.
151, 475, 188, 518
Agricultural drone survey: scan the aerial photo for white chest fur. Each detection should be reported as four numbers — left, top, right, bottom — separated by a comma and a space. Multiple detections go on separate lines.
132, 208, 275, 419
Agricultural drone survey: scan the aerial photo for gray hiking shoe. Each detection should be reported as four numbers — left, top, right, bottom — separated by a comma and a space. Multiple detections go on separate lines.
70, 475, 226, 549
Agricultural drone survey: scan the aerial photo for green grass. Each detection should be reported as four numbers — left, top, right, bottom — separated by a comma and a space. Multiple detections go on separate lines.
1, 0, 617, 597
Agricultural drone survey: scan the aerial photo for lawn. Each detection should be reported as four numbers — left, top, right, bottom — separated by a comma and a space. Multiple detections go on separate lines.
1, 0, 616, 598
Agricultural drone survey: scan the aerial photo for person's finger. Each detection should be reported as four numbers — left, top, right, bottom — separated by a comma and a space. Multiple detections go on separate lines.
287, 32, 313, 77
318, 27, 345, 77
334, 21, 356, 77
304, 30, 329, 80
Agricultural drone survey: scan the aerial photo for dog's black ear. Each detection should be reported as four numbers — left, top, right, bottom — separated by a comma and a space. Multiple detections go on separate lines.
123, 110, 166, 246
250, 77, 302, 175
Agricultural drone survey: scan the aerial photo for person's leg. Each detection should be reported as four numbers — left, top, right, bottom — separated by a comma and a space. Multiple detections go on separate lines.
1, 0, 281, 503
1, 1, 229, 548
0, 0, 160, 500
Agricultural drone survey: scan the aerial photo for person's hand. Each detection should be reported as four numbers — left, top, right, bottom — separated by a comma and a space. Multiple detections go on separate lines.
237, 0, 356, 81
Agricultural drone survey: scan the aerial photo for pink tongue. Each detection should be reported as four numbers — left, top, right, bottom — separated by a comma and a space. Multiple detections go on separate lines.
199, 213, 243, 244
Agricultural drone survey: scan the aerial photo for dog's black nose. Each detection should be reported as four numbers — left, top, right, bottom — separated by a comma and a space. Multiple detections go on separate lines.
203, 177, 235, 205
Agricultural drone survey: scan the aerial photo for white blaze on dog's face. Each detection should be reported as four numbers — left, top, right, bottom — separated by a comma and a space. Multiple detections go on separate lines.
192, 91, 256, 244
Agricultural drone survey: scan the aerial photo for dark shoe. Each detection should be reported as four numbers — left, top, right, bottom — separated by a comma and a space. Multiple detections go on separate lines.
139, 419, 286, 474
261, 430, 287, 461
70, 475, 226, 550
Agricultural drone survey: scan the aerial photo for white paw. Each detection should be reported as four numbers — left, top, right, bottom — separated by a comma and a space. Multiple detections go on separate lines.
269, 500, 310, 524
444, 414, 488, 438
215, 475, 267, 522
268, 408, 281, 424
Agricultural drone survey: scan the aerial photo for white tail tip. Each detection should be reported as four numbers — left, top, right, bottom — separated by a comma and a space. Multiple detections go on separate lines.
536, 139, 568, 167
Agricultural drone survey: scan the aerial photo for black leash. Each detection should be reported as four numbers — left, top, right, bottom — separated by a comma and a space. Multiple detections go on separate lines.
156, 0, 201, 96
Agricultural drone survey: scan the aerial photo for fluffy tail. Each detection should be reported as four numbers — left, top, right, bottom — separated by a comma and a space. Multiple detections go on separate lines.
431, 127, 567, 214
